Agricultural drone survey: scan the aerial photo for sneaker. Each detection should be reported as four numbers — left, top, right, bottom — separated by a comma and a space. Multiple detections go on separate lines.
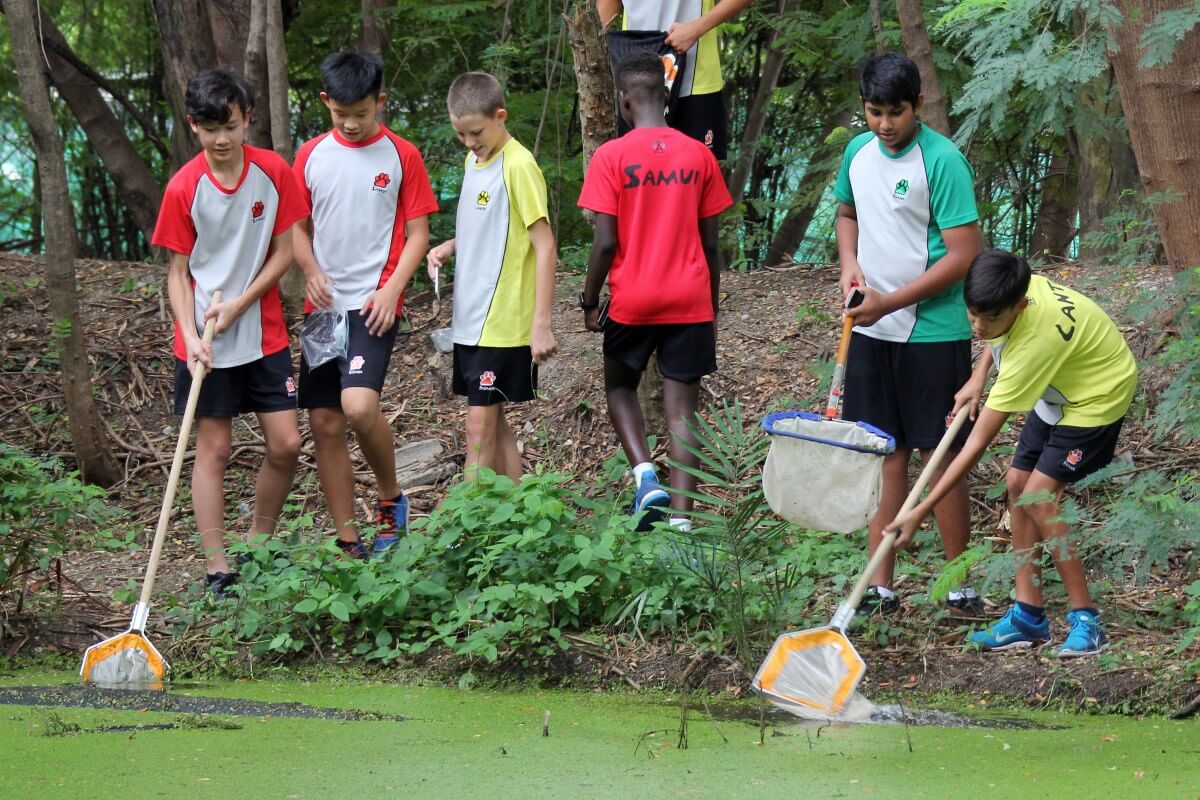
372, 494, 409, 557
1057, 610, 1108, 657
947, 591, 985, 616
631, 474, 670, 532
204, 571, 239, 599
856, 586, 900, 616
334, 537, 369, 561
967, 605, 1051, 651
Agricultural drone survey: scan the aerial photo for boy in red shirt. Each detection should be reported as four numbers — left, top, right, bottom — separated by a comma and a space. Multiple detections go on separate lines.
151, 68, 307, 597
293, 51, 438, 558
577, 50, 732, 531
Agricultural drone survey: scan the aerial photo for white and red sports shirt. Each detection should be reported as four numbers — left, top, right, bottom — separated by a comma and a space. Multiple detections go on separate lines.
293, 126, 439, 314
152, 144, 308, 368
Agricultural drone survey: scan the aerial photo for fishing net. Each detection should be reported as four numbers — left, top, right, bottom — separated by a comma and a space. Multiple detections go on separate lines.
80, 631, 166, 687
752, 626, 868, 720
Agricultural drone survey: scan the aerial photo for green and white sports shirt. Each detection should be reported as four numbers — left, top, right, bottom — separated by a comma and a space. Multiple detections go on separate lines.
834, 124, 979, 343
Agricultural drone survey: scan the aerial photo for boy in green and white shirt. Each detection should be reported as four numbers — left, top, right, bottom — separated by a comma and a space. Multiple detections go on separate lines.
835, 53, 983, 614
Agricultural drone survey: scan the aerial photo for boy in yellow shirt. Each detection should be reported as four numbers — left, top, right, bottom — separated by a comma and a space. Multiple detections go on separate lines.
887, 249, 1136, 657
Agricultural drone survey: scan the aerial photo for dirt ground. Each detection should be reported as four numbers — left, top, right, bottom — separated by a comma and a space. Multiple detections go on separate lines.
1, 253, 1197, 716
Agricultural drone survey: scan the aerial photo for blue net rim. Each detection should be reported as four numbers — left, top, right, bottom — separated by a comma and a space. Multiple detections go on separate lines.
762, 411, 897, 456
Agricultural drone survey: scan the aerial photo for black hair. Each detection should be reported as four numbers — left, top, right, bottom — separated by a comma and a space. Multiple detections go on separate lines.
185, 68, 254, 124
615, 49, 667, 101
320, 50, 385, 104
858, 52, 921, 108
965, 249, 1032, 313
447, 72, 505, 118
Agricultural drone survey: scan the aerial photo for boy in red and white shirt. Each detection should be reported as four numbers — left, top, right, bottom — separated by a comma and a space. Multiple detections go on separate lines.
578, 50, 732, 532
293, 51, 438, 558
152, 68, 307, 597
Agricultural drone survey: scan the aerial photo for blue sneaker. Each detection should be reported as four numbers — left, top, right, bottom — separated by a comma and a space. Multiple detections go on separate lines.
372, 494, 409, 558
631, 473, 670, 532
1057, 609, 1108, 657
967, 606, 1051, 651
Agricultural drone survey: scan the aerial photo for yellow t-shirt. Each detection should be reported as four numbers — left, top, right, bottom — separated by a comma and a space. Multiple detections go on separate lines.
984, 275, 1136, 427
451, 138, 549, 347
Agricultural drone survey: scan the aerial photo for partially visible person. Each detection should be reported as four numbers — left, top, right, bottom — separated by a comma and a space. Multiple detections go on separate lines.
426, 72, 558, 481
887, 249, 1136, 657
578, 50, 732, 531
153, 68, 306, 597
596, 0, 753, 159
836, 52, 984, 615
293, 50, 438, 559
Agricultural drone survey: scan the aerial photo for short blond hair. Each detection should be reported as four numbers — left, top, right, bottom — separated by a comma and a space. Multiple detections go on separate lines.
447, 72, 505, 118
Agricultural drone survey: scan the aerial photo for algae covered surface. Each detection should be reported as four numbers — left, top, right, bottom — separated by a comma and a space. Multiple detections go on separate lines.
0, 672, 1197, 800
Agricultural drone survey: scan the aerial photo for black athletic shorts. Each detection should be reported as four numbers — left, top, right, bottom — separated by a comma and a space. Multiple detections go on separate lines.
1011, 413, 1124, 483
603, 320, 716, 385
174, 348, 296, 417
298, 310, 399, 409
841, 334, 972, 450
618, 91, 728, 160
452, 344, 537, 406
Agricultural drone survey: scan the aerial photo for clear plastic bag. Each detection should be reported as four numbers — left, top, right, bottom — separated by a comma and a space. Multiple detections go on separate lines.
300, 294, 348, 369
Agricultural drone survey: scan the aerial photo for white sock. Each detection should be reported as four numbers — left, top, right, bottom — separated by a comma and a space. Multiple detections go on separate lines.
872, 585, 896, 600
632, 462, 655, 484
669, 517, 691, 532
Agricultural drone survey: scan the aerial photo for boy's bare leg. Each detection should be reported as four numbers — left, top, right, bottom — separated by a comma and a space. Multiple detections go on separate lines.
341, 387, 398, 500
251, 409, 301, 538
923, 449, 970, 563
662, 378, 701, 513
493, 407, 522, 481
309, 407, 359, 542
868, 448, 911, 587
1006, 467, 1045, 606
603, 357, 652, 466
193, 416, 234, 574
1021, 469, 1094, 610
465, 404, 502, 479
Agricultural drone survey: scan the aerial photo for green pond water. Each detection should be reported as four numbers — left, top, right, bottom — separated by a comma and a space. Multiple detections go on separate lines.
0, 671, 1197, 799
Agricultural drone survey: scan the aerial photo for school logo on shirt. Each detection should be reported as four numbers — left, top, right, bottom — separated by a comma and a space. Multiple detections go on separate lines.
1064, 448, 1084, 470
285, 376, 296, 396
479, 370, 497, 389
349, 355, 366, 375
251, 201, 265, 221
652, 140, 667, 154
373, 172, 391, 192
893, 179, 910, 200
703, 129, 714, 148
476, 190, 490, 208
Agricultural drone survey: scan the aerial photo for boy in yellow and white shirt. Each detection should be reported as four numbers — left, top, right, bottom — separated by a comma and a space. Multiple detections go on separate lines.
426, 72, 557, 481
887, 249, 1136, 657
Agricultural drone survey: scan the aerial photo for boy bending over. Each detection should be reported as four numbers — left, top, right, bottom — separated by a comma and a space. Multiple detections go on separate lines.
887, 249, 1136, 657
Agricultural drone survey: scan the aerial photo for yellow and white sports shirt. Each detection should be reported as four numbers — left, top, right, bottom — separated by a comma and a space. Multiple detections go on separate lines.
452, 137, 549, 347
622, 0, 723, 97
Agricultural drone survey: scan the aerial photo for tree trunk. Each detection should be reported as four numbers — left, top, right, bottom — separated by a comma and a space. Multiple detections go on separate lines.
265, 0, 292, 161
7, 0, 121, 486
565, 0, 617, 171
242, 0, 274, 149
153, 0, 220, 168
1030, 147, 1077, 260
23, 4, 162, 244
360, 0, 391, 55
766, 110, 854, 266
728, 1, 790, 206
869, 0, 886, 54
1107, 0, 1200, 270
894, 0, 950, 136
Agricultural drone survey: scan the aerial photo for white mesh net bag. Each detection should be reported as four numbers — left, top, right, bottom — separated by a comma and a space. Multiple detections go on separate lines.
761, 412, 895, 534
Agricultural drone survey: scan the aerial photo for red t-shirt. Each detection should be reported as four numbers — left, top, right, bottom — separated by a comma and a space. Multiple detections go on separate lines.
293, 126, 439, 314
152, 145, 308, 368
577, 127, 732, 325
